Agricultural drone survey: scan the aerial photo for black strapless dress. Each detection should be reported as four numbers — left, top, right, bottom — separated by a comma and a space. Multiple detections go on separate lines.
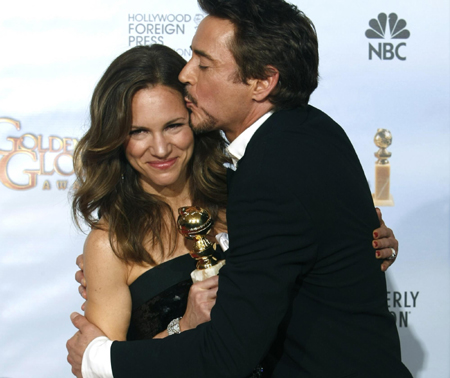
127, 253, 196, 340
126, 249, 264, 377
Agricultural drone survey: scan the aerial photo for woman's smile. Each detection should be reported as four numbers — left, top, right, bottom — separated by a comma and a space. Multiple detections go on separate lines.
147, 157, 178, 170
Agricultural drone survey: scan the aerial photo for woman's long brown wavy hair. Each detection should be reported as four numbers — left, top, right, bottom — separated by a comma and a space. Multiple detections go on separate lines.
72, 45, 229, 266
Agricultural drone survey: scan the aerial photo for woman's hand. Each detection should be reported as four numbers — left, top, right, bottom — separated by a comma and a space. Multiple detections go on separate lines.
179, 276, 219, 331
373, 208, 399, 272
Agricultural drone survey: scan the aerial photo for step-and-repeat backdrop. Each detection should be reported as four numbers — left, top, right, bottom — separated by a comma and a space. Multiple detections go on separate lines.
1, 1, 449, 377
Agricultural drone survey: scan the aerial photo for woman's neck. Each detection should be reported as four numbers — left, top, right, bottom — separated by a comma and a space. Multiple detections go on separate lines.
140, 175, 192, 210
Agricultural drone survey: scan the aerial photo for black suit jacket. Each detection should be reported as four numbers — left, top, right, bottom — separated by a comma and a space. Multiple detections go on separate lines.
112, 106, 411, 377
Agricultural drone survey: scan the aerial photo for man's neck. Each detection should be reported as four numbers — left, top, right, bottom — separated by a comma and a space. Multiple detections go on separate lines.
223, 102, 274, 142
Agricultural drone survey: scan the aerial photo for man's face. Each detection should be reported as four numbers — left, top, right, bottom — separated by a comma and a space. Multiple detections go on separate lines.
179, 16, 255, 136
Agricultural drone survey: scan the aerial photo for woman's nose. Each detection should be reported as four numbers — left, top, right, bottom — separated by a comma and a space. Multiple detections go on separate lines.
149, 134, 172, 158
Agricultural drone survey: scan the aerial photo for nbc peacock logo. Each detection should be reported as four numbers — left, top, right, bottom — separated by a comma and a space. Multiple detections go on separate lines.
366, 13, 410, 61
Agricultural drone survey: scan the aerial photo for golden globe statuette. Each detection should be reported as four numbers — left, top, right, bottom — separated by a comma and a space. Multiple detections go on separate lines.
372, 129, 394, 206
177, 206, 226, 283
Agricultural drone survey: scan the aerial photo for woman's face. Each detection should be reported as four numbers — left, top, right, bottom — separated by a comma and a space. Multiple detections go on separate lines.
124, 85, 194, 194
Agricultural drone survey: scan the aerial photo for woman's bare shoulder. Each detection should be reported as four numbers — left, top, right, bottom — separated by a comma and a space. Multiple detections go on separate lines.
83, 223, 127, 276
84, 227, 110, 254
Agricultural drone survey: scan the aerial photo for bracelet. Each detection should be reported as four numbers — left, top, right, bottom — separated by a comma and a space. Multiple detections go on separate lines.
167, 317, 182, 335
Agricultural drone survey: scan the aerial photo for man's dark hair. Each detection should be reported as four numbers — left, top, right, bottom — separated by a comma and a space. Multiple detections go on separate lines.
198, 0, 319, 110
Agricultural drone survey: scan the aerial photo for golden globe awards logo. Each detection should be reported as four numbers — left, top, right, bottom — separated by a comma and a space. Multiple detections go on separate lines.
366, 13, 410, 61
0, 117, 77, 191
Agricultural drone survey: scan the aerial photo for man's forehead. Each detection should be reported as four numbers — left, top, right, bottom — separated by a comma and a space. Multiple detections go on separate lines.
192, 16, 235, 55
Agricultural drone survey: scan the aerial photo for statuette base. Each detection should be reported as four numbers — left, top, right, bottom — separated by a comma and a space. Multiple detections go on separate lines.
191, 260, 226, 283
372, 193, 394, 207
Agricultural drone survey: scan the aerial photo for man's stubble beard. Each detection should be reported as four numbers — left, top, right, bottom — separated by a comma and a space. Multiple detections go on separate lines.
184, 87, 219, 134
188, 109, 219, 135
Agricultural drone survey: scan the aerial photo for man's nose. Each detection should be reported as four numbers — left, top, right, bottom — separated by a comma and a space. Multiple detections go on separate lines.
179, 59, 195, 85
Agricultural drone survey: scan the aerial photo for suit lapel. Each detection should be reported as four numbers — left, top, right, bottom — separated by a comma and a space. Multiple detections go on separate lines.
226, 167, 236, 187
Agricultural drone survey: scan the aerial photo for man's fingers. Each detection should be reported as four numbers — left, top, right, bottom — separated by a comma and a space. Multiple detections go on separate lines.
192, 275, 219, 289
70, 312, 88, 330
78, 285, 87, 299
75, 270, 86, 286
70, 312, 82, 328
201, 275, 219, 288
202, 287, 218, 301
67, 353, 80, 377
66, 331, 83, 367
190, 285, 218, 301
76, 254, 84, 270
66, 319, 104, 377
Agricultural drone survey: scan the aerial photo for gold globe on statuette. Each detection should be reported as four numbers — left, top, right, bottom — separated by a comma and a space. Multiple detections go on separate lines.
372, 128, 394, 206
177, 206, 226, 282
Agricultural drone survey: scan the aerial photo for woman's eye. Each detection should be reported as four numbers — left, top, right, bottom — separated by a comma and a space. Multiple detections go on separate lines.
166, 123, 184, 130
199, 65, 208, 70
129, 129, 147, 136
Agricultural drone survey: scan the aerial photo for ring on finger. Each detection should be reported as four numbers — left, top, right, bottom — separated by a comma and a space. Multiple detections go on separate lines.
388, 247, 397, 260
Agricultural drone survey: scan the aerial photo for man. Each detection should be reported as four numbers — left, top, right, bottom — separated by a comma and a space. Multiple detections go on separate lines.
67, 0, 411, 376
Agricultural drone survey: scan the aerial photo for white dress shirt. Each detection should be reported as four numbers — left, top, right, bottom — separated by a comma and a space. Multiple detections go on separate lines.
81, 111, 273, 378
224, 111, 273, 171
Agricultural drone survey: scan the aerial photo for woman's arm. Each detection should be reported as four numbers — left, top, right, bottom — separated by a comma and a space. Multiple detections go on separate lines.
83, 228, 131, 341
82, 228, 219, 341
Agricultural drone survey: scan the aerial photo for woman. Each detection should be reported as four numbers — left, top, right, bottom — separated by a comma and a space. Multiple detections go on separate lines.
72, 44, 398, 342
73, 44, 229, 340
